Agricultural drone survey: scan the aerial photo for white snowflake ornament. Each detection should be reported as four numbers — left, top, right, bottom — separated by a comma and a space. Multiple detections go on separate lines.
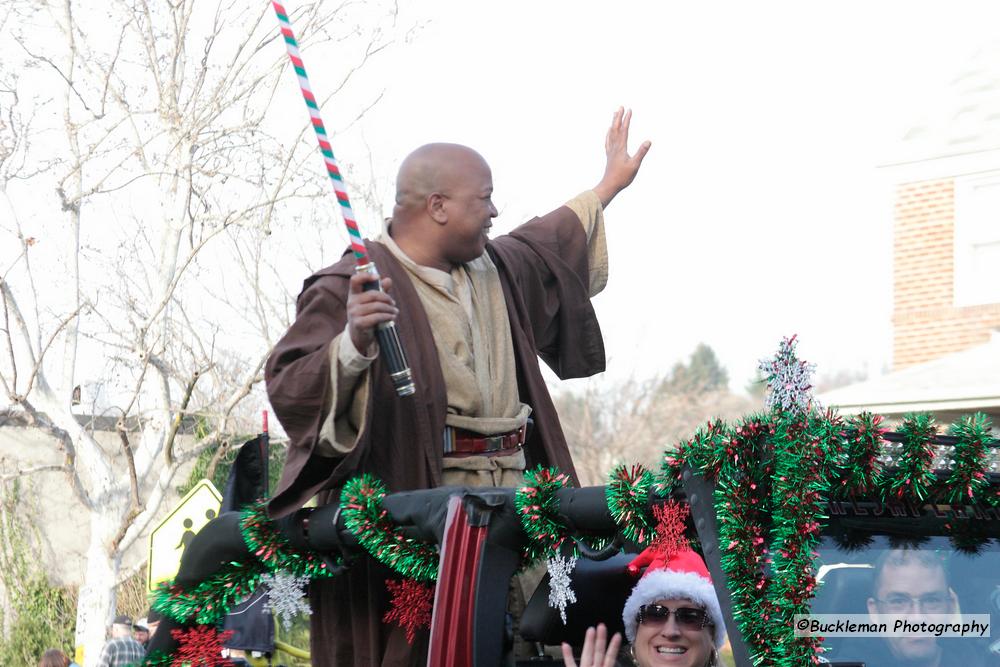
758, 335, 818, 414
262, 570, 312, 630
547, 555, 578, 625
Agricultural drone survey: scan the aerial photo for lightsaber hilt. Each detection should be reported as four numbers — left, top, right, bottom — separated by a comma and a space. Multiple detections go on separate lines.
357, 262, 415, 397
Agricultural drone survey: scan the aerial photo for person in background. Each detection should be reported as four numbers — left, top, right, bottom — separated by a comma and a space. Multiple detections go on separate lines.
145, 608, 163, 642
132, 618, 150, 648
38, 648, 70, 667
97, 614, 145, 667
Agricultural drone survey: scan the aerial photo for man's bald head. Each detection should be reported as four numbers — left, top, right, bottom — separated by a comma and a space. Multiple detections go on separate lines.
389, 142, 497, 270
394, 143, 490, 212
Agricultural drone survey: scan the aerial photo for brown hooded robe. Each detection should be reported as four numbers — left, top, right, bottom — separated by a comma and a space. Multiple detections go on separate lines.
265, 205, 605, 666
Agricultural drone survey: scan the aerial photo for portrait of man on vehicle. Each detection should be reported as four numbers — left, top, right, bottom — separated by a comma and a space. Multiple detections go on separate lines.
864, 548, 985, 667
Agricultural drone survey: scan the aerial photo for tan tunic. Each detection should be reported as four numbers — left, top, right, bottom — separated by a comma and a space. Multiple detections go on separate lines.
316, 190, 606, 486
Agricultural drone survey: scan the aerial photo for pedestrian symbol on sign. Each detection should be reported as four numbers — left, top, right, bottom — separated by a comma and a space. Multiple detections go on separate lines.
175, 509, 218, 555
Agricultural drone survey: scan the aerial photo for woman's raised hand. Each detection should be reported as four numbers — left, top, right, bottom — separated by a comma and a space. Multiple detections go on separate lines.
561, 623, 623, 667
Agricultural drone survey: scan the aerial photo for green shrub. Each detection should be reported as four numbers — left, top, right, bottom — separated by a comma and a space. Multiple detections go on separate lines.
0, 482, 77, 665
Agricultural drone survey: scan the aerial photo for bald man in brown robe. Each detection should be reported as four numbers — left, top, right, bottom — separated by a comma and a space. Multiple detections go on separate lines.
265, 109, 650, 666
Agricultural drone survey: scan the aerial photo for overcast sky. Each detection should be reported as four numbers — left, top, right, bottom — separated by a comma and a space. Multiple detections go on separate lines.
279, 1, 1000, 393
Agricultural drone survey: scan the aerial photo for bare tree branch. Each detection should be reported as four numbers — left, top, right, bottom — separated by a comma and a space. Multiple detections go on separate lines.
0, 280, 19, 397
3, 0, 406, 654
13, 36, 101, 119
115, 459, 181, 554
163, 365, 209, 466
0, 464, 69, 482
204, 435, 231, 483
13, 398, 94, 510
174, 348, 268, 465
108, 419, 141, 553
0, 277, 36, 396
140, 221, 231, 344
22, 301, 86, 399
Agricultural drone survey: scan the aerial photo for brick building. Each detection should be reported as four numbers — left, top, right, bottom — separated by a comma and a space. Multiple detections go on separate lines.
821, 43, 1000, 423
893, 176, 1000, 370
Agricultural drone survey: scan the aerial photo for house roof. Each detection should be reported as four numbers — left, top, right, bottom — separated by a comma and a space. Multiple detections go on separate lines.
889, 42, 1000, 170
889, 42, 1000, 165
818, 333, 1000, 422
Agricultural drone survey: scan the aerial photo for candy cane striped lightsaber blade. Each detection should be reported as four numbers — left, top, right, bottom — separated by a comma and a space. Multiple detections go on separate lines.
272, 1, 365, 261
271, 1, 415, 397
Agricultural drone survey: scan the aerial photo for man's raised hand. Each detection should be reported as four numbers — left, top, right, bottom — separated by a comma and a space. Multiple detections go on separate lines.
594, 107, 651, 208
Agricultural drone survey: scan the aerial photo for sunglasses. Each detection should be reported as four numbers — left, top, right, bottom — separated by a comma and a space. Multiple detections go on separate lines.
637, 604, 711, 630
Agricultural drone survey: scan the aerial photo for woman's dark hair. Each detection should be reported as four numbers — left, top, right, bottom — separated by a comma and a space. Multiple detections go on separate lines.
38, 648, 70, 667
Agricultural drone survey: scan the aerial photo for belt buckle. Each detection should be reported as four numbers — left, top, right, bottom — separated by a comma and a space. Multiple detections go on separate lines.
484, 435, 504, 452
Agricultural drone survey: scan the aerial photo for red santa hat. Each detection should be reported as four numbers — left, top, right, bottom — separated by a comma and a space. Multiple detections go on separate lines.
621, 545, 727, 648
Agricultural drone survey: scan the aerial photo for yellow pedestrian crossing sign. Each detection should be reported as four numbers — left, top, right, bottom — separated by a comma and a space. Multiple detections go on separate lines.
148, 479, 223, 591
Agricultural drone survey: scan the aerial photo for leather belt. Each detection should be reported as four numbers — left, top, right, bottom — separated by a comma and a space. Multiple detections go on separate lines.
443, 424, 526, 455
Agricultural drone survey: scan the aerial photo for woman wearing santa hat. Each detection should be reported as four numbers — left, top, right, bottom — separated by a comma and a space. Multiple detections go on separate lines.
561, 544, 727, 667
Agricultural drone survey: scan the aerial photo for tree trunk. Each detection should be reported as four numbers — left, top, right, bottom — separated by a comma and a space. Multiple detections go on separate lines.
59, 0, 82, 407
75, 508, 122, 667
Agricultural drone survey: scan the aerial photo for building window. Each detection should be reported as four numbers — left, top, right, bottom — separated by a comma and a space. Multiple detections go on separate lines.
954, 172, 1000, 306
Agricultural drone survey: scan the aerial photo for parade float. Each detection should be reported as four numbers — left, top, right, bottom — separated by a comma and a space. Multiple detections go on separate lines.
139, 336, 1000, 666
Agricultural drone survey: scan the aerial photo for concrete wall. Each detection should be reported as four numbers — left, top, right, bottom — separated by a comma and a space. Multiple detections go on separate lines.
0, 424, 197, 589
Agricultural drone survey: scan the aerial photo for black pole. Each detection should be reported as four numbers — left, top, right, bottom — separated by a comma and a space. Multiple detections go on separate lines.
260, 410, 269, 498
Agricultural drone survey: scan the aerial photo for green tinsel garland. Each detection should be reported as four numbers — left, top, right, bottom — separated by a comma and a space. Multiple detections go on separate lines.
665, 401, 999, 665
606, 464, 656, 544
515, 466, 571, 562
660, 419, 730, 501
340, 474, 439, 582
149, 560, 264, 625
136, 396, 996, 667
147, 501, 338, 628
887, 413, 937, 500
137, 650, 172, 666
240, 500, 340, 579
711, 415, 773, 665
945, 413, 993, 503
670, 419, 730, 488
833, 412, 887, 497
766, 410, 841, 666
